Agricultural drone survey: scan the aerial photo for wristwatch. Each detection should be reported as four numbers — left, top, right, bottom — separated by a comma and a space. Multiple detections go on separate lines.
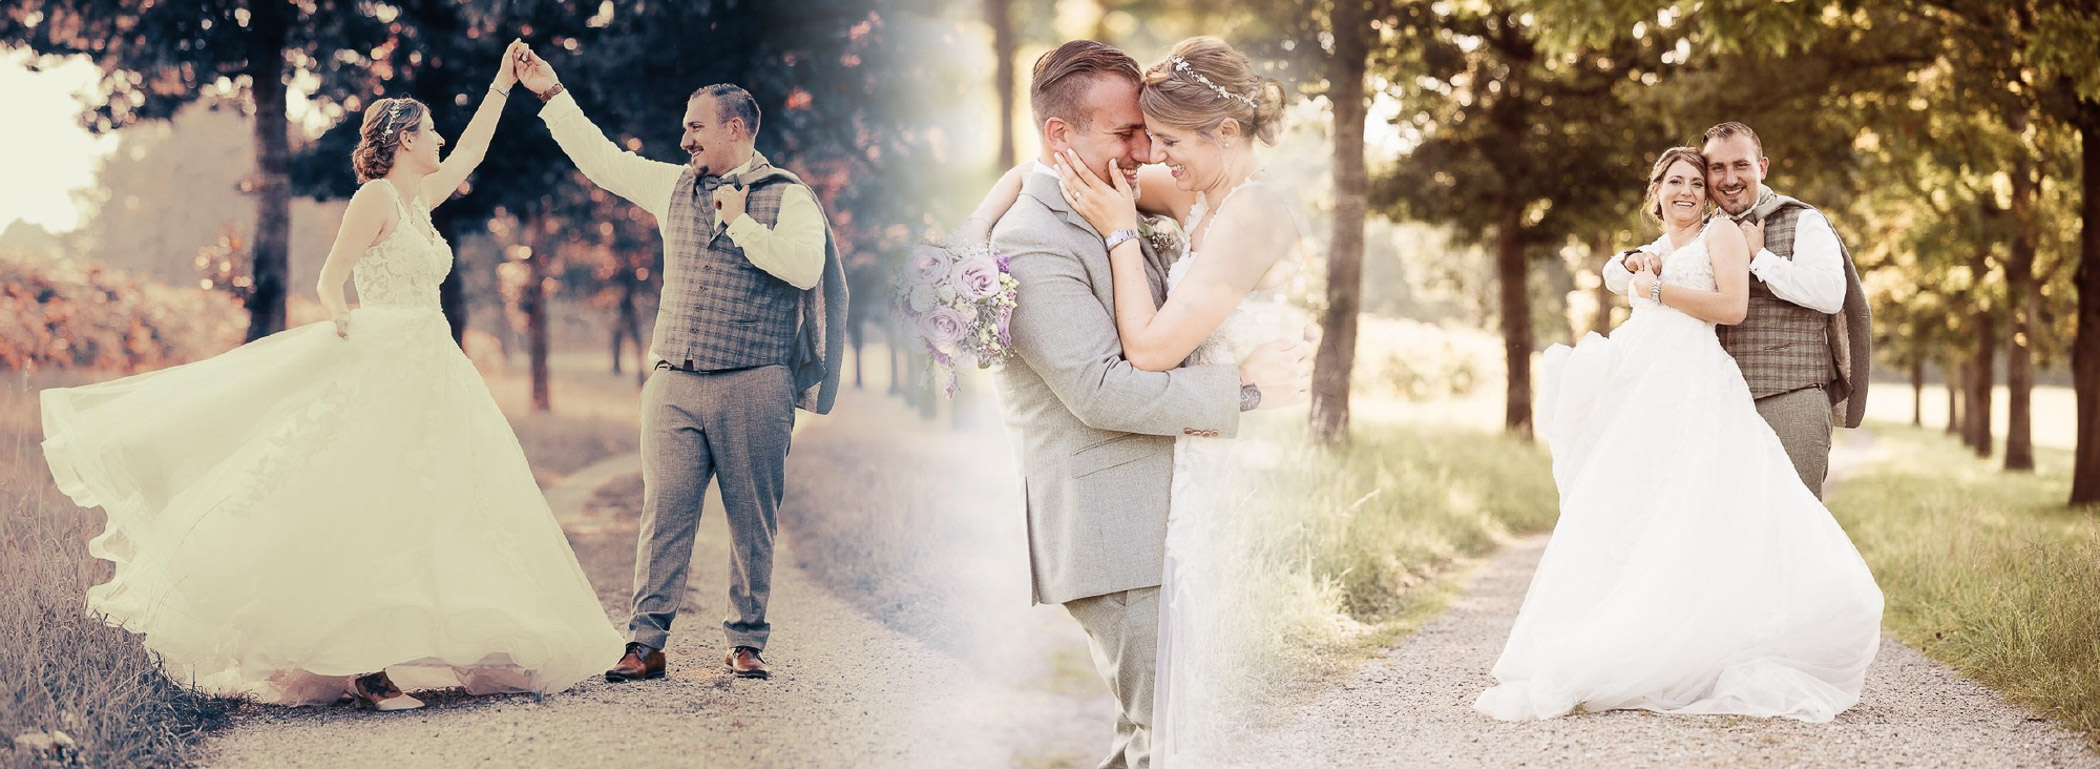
1103, 228, 1140, 251
1239, 383, 1262, 412
537, 83, 566, 103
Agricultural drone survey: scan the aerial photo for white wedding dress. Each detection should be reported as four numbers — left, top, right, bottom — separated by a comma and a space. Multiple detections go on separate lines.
40, 183, 623, 705
1153, 181, 1298, 766
1474, 221, 1884, 723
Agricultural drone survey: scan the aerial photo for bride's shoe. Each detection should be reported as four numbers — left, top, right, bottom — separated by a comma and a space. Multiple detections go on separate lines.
349, 672, 425, 711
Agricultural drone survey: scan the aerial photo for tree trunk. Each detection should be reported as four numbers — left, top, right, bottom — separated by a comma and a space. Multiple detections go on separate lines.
1911, 357, 1924, 427
849, 309, 866, 389
436, 207, 468, 346
2005, 131, 2037, 471
525, 236, 552, 413
1497, 201, 1533, 437
612, 281, 636, 375
1966, 311, 1995, 458
1588, 235, 1614, 336
1311, 0, 1368, 445
242, 2, 291, 342
888, 320, 903, 395
2073, 100, 2100, 505
988, 0, 1016, 170
1945, 353, 1962, 436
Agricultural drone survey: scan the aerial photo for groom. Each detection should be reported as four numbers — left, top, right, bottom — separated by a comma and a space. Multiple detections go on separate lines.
1607, 121, 1870, 497
516, 48, 846, 682
990, 40, 1307, 769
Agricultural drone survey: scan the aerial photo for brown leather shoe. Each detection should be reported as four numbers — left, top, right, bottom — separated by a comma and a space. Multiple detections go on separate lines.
724, 646, 770, 679
605, 642, 666, 682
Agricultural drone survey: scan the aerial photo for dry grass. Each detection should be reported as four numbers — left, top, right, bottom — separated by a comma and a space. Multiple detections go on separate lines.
1189, 407, 1559, 733
1826, 422, 2100, 748
0, 371, 233, 769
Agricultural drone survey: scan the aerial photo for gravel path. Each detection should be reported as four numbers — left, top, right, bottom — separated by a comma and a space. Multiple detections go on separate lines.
193, 396, 1096, 768
1232, 428, 2100, 768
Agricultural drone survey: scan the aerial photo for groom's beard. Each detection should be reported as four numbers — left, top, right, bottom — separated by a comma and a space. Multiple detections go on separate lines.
1713, 183, 1754, 215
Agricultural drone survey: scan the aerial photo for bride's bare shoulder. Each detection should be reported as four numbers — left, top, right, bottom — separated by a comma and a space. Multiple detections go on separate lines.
345, 180, 404, 242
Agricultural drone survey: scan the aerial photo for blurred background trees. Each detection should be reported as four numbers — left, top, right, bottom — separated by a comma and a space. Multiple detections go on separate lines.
957, 0, 2093, 502
3, 0, 2097, 503
3, 0, 939, 412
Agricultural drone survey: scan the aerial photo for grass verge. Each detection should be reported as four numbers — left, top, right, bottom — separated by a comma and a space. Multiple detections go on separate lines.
1826, 422, 2100, 749
1198, 409, 1559, 727
0, 372, 233, 769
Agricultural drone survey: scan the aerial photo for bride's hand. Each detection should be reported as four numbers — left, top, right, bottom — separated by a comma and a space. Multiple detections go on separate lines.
333, 312, 351, 339
494, 39, 524, 91
1053, 148, 1139, 237
1629, 269, 1658, 301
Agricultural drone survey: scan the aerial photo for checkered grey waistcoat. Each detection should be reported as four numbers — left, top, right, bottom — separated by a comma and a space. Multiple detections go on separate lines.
1715, 204, 1838, 399
656, 161, 804, 371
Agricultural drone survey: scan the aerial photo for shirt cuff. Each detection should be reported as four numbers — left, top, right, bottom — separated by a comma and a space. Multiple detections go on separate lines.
1748, 249, 1780, 277
725, 213, 763, 242
537, 89, 582, 125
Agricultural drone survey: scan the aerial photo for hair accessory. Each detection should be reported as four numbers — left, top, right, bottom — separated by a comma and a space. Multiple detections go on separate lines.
1170, 56, 1257, 108
379, 100, 412, 143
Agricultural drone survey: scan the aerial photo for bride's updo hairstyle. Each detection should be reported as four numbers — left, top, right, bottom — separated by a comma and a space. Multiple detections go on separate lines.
1140, 36, 1287, 147
352, 97, 430, 183
1642, 146, 1708, 226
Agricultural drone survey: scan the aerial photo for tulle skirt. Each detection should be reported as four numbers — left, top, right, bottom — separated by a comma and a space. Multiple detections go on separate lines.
41, 305, 624, 705
1474, 308, 1883, 723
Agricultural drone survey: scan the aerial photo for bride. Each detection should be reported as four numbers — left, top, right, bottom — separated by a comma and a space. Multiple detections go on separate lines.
971, 35, 1304, 767
39, 41, 622, 711
1474, 146, 1883, 722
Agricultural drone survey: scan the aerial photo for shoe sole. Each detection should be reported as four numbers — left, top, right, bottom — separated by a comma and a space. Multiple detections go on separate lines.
728, 668, 770, 680
604, 670, 667, 683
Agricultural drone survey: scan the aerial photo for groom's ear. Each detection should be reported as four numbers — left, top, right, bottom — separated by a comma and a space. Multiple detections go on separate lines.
1042, 117, 1071, 154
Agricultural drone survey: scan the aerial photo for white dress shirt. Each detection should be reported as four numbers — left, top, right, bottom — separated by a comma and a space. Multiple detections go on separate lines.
539, 90, 826, 290
1602, 210, 1846, 314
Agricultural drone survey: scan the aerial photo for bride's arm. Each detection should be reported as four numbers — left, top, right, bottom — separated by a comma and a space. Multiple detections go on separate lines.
954, 164, 1028, 244
420, 40, 525, 208
1133, 164, 1194, 219
1631, 224, 1750, 325
1057, 149, 1290, 371
315, 183, 396, 335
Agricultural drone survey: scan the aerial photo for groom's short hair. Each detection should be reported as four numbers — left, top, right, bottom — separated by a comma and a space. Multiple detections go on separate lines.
1703, 121, 1762, 157
1030, 41, 1141, 132
691, 83, 761, 137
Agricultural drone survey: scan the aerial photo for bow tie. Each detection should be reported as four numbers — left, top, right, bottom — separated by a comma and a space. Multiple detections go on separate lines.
699, 174, 740, 192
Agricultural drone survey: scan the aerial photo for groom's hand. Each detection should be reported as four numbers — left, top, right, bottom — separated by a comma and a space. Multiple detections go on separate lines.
1238, 339, 1312, 410
1624, 249, 1664, 274
516, 46, 562, 96
714, 182, 749, 225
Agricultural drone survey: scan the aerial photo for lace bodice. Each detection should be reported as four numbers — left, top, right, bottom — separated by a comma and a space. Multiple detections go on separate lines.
1169, 180, 1294, 367
352, 183, 453, 312
1631, 221, 1717, 322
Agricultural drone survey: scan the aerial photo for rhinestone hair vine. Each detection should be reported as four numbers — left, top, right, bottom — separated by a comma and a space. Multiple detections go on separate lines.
379, 100, 412, 143
1170, 56, 1258, 108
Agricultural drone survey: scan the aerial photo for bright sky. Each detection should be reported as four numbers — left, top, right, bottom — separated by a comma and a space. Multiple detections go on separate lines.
0, 52, 119, 233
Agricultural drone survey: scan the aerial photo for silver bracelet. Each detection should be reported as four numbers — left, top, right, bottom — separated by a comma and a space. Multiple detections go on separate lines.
1103, 228, 1140, 251
1651, 280, 1662, 304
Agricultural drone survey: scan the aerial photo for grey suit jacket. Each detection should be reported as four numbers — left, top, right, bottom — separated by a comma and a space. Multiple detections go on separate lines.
993, 171, 1242, 606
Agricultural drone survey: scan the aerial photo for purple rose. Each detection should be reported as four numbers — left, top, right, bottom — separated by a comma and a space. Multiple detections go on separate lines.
906, 244, 954, 286
915, 305, 969, 353
950, 255, 1002, 300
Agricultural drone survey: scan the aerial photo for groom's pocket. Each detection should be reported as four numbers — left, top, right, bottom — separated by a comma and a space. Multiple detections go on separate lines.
1068, 434, 1155, 478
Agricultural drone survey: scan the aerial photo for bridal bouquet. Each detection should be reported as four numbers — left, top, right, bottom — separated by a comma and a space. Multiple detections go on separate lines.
896, 240, 1019, 397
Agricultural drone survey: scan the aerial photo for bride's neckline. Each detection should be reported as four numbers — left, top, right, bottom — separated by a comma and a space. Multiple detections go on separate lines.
372, 180, 439, 248
1186, 172, 1265, 255
1662, 218, 1708, 253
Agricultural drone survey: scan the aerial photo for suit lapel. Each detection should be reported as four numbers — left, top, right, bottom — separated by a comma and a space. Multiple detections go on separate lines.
1020, 172, 1169, 307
